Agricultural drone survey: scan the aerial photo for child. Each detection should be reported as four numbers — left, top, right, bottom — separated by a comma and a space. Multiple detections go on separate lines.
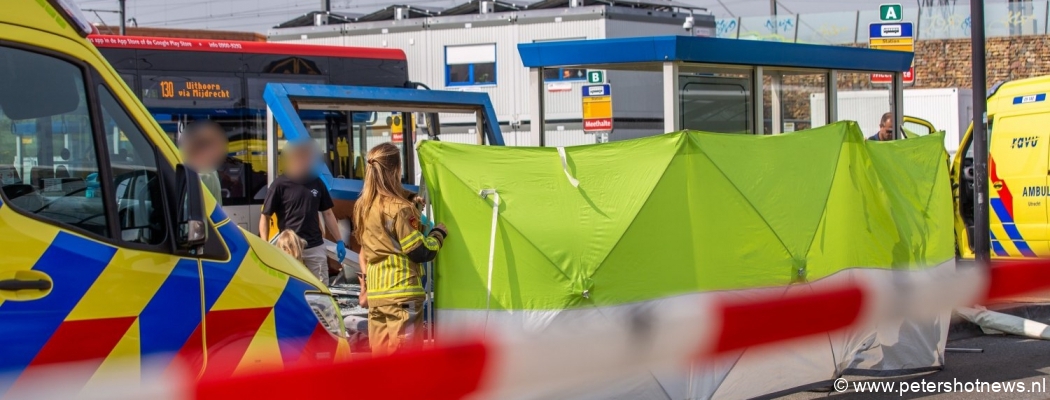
353, 143, 448, 355
260, 141, 347, 284
274, 230, 306, 264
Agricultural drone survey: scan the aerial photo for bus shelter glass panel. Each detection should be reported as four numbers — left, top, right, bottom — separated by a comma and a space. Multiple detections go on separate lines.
796, 11, 858, 45
678, 66, 754, 134
821, 72, 893, 139
541, 67, 665, 147
762, 69, 826, 134
738, 15, 797, 42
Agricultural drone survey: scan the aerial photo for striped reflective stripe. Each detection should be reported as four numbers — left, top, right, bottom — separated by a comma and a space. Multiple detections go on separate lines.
400, 231, 441, 252
989, 231, 1010, 257
422, 235, 441, 251
369, 288, 427, 300
400, 231, 424, 250
990, 197, 1037, 257
367, 255, 423, 297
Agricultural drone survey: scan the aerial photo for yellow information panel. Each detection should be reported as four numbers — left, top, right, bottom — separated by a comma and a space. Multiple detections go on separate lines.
869, 22, 914, 84
582, 96, 612, 119
582, 85, 613, 132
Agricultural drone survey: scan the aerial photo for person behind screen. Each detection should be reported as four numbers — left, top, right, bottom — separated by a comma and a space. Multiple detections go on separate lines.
867, 112, 895, 141
178, 120, 228, 204
354, 142, 448, 355
260, 141, 346, 284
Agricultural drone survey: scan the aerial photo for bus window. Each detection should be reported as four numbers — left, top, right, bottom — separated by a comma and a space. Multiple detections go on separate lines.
92, 36, 412, 234
351, 111, 412, 183
0, 45, 107, 237
245, 76, 326, 195
140, 74, 251, 206
118, 73, 137, 93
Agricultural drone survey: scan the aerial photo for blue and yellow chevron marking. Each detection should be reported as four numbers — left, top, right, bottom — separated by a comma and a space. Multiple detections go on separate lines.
203, 207, 249, 311
274, 278, 319, 364
0, 203, 348, 390
989, 197, 1037, 257
0, 232, 117, 394
138, 259, 202, 363
989, 231, 1010, 257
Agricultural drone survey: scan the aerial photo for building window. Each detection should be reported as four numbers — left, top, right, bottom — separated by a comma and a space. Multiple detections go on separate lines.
543, 68, 587, 82
445, 44, 496, 86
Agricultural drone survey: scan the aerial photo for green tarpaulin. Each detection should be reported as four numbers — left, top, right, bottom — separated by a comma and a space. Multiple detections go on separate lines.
418, 121, 953, 311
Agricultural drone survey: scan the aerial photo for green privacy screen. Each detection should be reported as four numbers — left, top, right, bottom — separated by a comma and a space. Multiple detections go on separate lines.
418, 122, 953, 311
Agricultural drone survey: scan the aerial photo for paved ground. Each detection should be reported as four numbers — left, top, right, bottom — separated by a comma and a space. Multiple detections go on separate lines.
780, 334, 1050, 399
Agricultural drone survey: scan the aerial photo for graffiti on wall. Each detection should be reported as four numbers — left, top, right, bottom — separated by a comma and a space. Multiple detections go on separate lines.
716, 18, 738, 38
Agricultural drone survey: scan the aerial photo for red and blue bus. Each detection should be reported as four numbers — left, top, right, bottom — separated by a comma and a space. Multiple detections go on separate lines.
90, 35, 409, 232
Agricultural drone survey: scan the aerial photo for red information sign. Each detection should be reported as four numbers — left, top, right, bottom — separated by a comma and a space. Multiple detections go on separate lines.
870, 67, 914, 84
583, 118, 612, 131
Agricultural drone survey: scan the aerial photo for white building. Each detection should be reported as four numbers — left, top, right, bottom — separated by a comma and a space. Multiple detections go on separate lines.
268, 0, 715, 146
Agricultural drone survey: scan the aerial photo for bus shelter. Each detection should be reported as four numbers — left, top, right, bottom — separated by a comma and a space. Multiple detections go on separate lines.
517, 36, 914, 146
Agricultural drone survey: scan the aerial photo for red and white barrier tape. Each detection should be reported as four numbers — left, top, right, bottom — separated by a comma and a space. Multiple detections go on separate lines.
20, 260, 1050, 400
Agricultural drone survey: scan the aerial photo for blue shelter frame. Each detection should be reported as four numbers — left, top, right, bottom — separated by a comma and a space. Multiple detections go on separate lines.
517, 35, 914, 145
263, 83, 504, 200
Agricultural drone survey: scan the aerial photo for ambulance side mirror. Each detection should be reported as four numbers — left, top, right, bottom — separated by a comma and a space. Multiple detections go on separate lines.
175, 164, 207, 250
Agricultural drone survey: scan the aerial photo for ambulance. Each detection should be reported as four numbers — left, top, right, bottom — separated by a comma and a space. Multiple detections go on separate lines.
0, 0, 348, 393
953, 76, 1050, 259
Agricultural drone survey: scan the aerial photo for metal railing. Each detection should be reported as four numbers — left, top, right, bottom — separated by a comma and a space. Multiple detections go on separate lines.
716, 0, 1048, 44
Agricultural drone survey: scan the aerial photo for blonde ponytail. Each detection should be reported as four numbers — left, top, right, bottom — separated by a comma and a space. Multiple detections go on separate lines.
353, 143, 410, 241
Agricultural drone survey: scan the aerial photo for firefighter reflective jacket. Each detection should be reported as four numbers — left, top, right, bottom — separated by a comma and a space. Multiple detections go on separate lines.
360, 199, 446, 306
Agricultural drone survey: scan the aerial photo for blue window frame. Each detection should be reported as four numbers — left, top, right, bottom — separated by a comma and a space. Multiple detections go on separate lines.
445, 44, 496, 87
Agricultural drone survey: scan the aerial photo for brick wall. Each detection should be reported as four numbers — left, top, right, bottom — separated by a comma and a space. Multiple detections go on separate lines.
916, 36, 1050, 89
775, 35, 1050, 126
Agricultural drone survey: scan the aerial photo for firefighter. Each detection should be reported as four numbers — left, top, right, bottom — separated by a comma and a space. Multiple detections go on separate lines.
353, 142, 448, 355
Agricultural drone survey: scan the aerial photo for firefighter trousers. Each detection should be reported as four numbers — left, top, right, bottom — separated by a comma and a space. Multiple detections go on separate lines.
368, 298, 424, 355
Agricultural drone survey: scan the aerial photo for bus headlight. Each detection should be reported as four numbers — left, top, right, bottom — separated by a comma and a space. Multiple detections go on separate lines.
305, 293, 346, 337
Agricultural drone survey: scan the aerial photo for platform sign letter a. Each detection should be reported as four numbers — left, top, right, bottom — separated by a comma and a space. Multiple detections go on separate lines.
880, 4, 902, 21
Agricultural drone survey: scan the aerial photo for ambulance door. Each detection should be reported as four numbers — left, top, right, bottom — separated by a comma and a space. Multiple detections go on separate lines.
0, 38, 206, 388
988, 112, 1050, 257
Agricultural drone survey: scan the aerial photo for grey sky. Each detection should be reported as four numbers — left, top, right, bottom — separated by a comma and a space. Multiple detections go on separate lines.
75, 0, 945, 33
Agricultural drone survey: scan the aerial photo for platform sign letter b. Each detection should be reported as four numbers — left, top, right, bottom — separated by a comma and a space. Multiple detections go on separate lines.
588, 71, 604, 84
880, 4, 902, 21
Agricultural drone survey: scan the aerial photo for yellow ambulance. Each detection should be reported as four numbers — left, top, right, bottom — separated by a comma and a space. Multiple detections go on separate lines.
0, 0, 347, 393
953, 76, 1050, 259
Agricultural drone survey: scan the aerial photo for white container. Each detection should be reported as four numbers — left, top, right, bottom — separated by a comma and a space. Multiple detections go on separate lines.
811, 88, 974, 154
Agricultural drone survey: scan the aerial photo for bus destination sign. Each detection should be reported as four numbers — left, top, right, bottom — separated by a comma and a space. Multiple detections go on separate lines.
142, 75, 241, 107
159, 80, 233, 100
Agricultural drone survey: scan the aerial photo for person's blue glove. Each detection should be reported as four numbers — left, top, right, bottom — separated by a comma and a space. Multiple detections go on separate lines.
420, 213, 435, 235
336, 241, 347, 263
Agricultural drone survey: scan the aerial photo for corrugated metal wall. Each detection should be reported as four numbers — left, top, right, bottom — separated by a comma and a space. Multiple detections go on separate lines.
272, 15, 686, 147
280, 36, 347, 46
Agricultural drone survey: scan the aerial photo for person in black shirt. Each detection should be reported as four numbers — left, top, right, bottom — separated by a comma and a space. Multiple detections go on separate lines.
260, 142, 346, 284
